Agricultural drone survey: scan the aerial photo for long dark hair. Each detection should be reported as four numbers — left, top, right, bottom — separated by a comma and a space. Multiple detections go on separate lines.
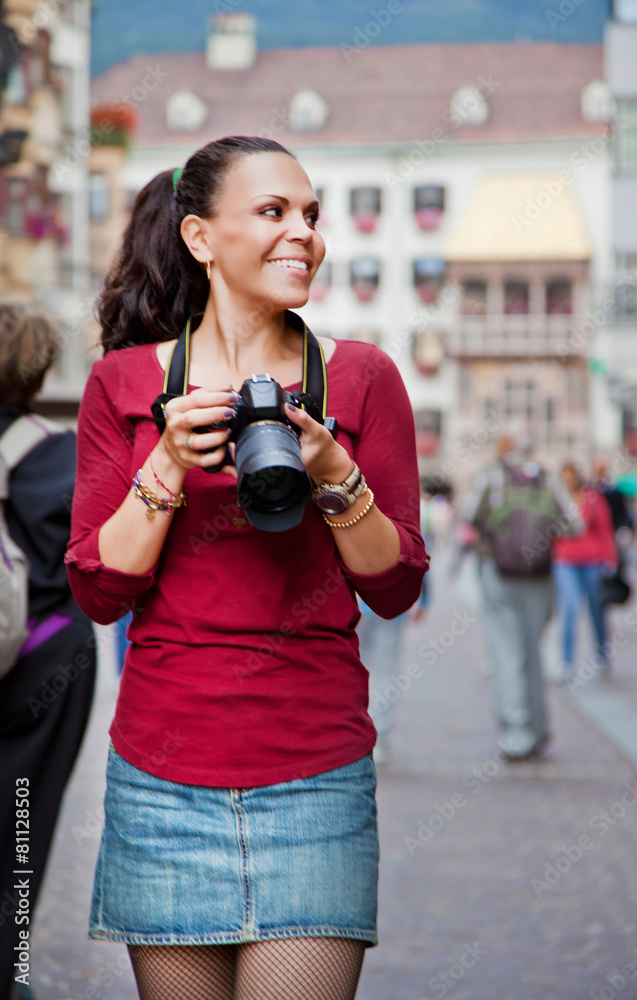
98, 136, 295, 352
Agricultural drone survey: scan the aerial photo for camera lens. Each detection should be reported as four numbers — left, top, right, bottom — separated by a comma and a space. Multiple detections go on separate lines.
235, 421, 312, 532
247, 466, 297, 504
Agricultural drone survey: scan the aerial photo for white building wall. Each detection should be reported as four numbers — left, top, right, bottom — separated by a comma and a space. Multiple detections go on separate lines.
114, 130, 616, 465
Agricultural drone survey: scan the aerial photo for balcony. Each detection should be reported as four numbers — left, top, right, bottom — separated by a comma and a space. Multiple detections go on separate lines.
446, 314, 581, 358
602, 279, 637, 327
452, 414, 590, 451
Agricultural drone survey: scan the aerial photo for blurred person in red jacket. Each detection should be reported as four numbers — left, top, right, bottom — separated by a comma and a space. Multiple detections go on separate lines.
552, 461, 617, 682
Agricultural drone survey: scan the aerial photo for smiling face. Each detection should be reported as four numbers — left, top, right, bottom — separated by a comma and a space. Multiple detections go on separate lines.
191, 151, 325, 312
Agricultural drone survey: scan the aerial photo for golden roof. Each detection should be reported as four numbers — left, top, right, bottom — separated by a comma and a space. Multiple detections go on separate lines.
445, 174, 591, 261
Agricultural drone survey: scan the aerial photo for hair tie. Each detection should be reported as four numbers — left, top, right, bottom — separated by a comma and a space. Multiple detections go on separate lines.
172, 167, 183, 192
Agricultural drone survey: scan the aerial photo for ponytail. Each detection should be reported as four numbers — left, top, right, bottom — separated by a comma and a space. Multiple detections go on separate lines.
98, 136, 295, 352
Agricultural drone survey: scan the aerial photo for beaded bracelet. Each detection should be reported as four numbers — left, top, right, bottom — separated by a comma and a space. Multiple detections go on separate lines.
133, 470, 186, 520
323, 489, 375, 529
149, 455, 178, 499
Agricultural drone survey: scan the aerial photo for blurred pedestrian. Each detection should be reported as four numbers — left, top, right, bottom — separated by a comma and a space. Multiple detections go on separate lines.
66, 137, 427, 1000
0, 301, 95, 1000
553, 461, 617, 680
592, 455, 634, 579
360, 582, 429, 766
461, 432, 579, 759
359, 480, 432, 764
591, 456, 634, 537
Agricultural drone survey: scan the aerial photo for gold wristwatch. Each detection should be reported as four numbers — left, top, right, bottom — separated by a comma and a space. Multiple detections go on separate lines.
312, 463, 368, 514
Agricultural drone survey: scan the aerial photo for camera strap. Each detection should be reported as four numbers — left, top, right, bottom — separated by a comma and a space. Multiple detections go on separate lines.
151, 310, 329, 434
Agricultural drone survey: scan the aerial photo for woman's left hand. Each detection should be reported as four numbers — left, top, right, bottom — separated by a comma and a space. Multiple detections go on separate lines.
284, 402, 354, 484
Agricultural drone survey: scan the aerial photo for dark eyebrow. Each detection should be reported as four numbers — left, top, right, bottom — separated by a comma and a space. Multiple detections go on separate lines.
250, 194, 320, 209
250, 194, 289, 204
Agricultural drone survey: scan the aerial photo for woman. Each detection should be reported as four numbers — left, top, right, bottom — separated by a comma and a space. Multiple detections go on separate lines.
0, 301, 95, 1000
67, 136, 427, 1000
553, 461, 617, 680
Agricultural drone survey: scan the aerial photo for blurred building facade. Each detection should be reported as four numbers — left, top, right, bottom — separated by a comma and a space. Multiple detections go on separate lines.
603, 0, 637, 456
32, 12, 625, 481
0, 0, 91, 404
89, 15, 619, 477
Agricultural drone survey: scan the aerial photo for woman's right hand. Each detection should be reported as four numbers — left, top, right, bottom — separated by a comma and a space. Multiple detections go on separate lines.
158, 388, 239, 476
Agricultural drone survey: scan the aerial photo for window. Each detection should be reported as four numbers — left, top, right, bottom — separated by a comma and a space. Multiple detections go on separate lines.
461, 280, 487, 315
314, 187, 325, 226
89, 173, 110, 221
413, 258, 446, 304
4, 67, 27, 106
614, 0, 637, 23
309, 260, 331, 302
349, 327, 382, 346
166, 91, 208, 132
413, 186, 445, 230
616, 99, 637, 173
413, 409, 442, 456
504, 281, 529, 315
350, 258, 381, 301
450, 85, 489, 126
289, 89, 330, 132
614, 253, 637, 319
412, 331, 444, 378
7, 178, 27, 236
581, 81, 614, 123
350, 188, 381, 233
546, 280, 572, 315
0, 130, 28, 168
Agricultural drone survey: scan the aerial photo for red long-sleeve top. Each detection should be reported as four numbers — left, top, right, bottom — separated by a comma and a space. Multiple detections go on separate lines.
553, 487, 617, 566
66, 335, 428, 787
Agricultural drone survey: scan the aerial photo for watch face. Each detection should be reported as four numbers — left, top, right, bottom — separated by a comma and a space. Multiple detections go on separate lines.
315, 491, 349, 514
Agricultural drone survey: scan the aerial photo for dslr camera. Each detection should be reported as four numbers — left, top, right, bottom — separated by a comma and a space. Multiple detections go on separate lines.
193, 373, 337, 533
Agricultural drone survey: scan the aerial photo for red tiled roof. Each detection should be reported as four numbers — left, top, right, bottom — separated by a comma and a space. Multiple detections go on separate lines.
91, 42, 605, 148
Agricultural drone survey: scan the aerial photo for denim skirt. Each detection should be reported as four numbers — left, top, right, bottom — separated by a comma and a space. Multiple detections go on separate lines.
89, 745, 379, 946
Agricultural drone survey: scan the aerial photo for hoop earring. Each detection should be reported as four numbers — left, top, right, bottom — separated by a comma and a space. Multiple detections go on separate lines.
205, 260, 212, 282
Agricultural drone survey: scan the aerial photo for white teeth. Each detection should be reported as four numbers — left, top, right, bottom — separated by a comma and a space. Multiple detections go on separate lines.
270, 259, 309, 272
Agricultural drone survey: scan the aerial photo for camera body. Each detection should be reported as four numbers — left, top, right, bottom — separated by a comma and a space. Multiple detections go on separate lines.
216, 373, 299, 443
194, 373, 336, 532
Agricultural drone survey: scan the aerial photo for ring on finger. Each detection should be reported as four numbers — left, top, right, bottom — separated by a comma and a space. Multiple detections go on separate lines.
185, 433, 195, 452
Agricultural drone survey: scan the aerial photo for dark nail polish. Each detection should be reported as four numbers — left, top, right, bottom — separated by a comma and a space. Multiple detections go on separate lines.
223, 408, 234, 417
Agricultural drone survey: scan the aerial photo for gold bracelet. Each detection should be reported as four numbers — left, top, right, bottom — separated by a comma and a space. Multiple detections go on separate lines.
133, 470, 186, 520
323, 490, 374, 529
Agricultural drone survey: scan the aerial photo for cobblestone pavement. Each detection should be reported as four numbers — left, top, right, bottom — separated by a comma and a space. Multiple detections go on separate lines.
27, 547, 637, 1000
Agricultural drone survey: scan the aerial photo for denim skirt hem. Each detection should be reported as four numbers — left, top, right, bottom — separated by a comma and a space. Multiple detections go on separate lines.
88, 925, 377, 947
89, 746, 379, 948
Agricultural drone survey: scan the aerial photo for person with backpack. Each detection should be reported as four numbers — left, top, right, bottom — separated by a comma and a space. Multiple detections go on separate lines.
461, 432, 580, 760
0, 300, 96, 1000
66, 137, 427, 1000
552, 461, 618, 681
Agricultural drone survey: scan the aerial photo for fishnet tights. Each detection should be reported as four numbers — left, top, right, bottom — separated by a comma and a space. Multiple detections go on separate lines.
128, 937, 365, 1000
